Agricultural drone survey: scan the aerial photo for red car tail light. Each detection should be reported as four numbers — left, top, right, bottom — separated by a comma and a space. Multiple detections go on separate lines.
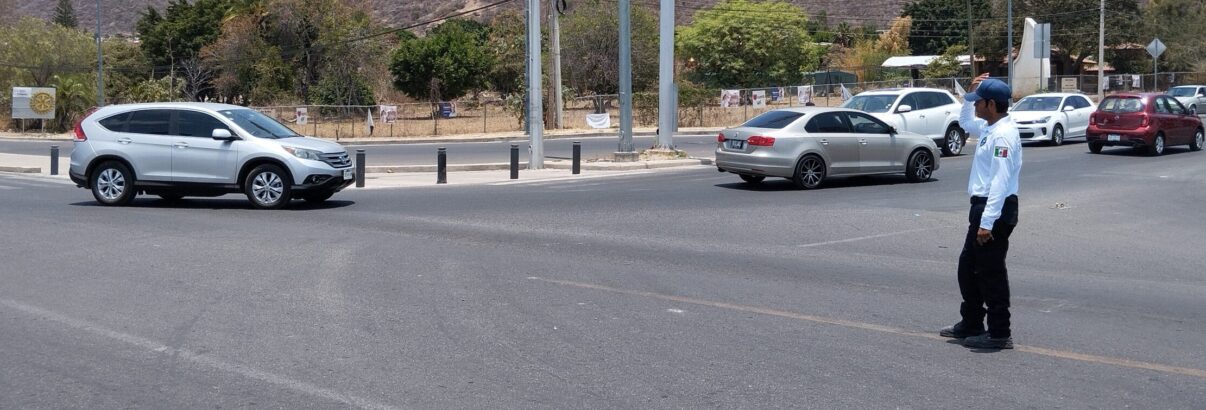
1089, 113, 1097, 125
1140, 114, 1150, 128
717, 132, 726, 143
73, 106, 99, 142
747, 136, 776, 146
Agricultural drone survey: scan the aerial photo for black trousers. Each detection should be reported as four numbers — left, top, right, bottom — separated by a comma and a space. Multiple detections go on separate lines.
958, 195, 1018, 338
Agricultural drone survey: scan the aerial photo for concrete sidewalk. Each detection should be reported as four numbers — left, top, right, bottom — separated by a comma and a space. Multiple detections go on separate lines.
0, 152, 67, 175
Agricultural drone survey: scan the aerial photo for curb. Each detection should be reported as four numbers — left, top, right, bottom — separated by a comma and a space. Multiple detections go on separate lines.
0, 166, 41, 173
364, 158, 713, 173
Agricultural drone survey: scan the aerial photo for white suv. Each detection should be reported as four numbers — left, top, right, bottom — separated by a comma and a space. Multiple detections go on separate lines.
69, 103, 355, 209
841, 88, 968, 156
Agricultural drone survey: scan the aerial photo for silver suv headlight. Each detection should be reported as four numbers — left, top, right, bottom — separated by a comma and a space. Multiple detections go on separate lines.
283, 146, 322, 161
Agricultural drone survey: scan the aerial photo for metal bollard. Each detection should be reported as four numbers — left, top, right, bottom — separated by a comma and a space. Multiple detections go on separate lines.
572, 141, 581, 175
49, 145, 59, 176
355, 149, 365, 188
510, 143, 519, 179
437, 147, 447, 184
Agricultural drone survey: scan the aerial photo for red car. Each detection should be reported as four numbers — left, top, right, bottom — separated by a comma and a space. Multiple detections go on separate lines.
1086, 93, 1204, 156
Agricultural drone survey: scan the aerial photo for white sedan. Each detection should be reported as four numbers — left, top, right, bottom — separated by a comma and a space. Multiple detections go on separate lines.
1009, 93, 1097, 146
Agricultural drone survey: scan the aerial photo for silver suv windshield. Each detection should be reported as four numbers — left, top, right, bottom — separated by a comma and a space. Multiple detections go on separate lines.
841, 95, 898, 113
1168, 87, 1196, 97
218, 109, 301, 139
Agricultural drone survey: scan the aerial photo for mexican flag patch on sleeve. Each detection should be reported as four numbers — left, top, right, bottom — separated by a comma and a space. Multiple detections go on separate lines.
994, 146, 1010, 158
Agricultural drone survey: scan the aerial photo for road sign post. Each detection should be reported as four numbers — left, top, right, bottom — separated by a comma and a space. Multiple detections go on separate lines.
1146, 38, 1166, 91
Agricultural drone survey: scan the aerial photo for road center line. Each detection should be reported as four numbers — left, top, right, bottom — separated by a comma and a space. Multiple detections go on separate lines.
0, 298, 400, 410
528, 277, 1206, 381
796, 226, 952, 248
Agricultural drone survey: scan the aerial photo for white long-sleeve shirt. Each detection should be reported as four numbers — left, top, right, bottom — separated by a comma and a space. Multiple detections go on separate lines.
959, 101, 1023, 230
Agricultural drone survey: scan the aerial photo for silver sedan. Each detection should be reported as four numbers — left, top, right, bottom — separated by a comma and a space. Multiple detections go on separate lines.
715, 107, 941, 189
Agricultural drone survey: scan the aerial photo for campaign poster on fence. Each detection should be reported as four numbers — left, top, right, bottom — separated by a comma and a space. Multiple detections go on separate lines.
797, 86, 813, 105
720, 90, 740, 108
294, 107, 308, 125
379, 105, 398, 123
751, 90, 767, 108
770, 88, 783, 102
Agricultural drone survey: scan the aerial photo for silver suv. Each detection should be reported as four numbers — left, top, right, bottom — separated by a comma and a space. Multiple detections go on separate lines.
69, 103, 354, 209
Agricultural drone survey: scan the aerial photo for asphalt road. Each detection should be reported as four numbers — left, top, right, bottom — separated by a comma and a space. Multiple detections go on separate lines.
2, 140, 1205, 408
0, 134, 721, 166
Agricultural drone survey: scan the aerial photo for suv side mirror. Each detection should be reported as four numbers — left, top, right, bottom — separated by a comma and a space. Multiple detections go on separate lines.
896, 105, 913, 113
212, 129, 237, 141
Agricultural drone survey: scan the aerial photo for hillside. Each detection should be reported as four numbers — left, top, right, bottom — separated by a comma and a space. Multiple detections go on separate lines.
10, 0, 908, 35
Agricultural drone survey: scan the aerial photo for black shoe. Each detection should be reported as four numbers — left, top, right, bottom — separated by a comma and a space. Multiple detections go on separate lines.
962, 333, 1013, 349
939, 322, 985, 339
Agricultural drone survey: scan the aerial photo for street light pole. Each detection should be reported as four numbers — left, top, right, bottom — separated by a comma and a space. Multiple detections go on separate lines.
655, 0, 674, 149
96, 0, 104, 106
526, 0, 544, 168
617, 0, 635, 158
1098, 0, 1104, 101
1007, 0, 1013, 89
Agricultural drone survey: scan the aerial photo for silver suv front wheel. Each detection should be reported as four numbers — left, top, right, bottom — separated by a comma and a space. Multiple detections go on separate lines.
245, 164, 291, 209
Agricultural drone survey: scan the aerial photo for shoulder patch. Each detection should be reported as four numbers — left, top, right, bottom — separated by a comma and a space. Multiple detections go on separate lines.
994, 146, 1010, 158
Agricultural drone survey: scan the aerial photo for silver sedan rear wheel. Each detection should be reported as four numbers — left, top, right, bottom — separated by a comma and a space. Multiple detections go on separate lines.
792, 156, 826, 190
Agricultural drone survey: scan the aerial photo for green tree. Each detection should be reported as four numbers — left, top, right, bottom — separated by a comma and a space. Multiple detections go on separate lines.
0, 18, 95, 87
485, 10, 525, 96
53, 0, 78, 28
135, 0, 232, 77
561, 0, 659, 94
389, 19, 495, 101
923, 45, 968, 78
1144, 0, 1206, 71
902, 0, 991, 56
676, 0, 824, 88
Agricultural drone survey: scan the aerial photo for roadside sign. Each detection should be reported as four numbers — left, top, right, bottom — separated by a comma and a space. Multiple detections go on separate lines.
1146, 38, 1166, 59
11, 87, 56, 120
1033, 23, 1051, 59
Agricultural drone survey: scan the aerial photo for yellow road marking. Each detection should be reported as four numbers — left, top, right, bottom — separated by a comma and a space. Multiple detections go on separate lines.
530, 276, 1206, 380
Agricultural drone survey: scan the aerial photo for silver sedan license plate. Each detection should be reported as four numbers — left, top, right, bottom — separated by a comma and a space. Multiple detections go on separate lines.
1108, 134, 1121, 142
726, 140, 745, 150
343, 169, 354, 180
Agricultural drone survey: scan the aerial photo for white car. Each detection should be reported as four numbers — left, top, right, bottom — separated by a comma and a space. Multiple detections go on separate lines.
1009, 93, 1097, 146
841, 88, 968, 156
1168, 85, 1206, 115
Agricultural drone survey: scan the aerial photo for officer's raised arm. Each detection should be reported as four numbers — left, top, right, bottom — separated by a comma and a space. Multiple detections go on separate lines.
959, 73, 992, 137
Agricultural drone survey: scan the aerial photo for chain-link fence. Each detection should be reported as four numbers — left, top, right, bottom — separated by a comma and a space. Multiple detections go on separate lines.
251, 100, 523, 140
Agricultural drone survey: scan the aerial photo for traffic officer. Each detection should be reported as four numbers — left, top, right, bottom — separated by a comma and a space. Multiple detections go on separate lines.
940, 73, 1023, 349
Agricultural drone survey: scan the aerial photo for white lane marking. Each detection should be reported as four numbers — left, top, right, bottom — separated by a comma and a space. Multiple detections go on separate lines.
529, 277, 1206, 380
0, 299, 399, 410
796, 226, 951, 248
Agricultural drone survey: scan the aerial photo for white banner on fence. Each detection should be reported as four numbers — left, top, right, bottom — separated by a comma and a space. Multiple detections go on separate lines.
751, 90, 767, 108
366, 110, 374, 135
379, 105, 398, 123
720, 89, 740, 108
1132, 75, 1142, 88
771, 87, 784, 102
295, 107, 308, 125
585, 113, 611, 129
1061, 78, 1078, 92
797, 85, 812, 105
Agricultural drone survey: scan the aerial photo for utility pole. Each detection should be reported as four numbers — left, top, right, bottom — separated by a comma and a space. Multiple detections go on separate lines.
95, 0, 104, 106
549, 0, 564, 129
1007, 0, 1013, 89
655, 0, 674, 149
527, 0, 544, 168
967, 0, 975, 75
616, 0, 636, 160
1097, 0, 1104, 101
